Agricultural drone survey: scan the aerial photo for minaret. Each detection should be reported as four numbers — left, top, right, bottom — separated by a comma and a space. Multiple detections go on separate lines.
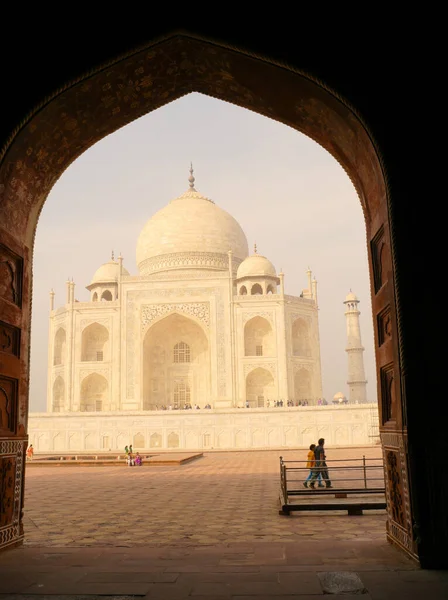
344, 291, 367, 403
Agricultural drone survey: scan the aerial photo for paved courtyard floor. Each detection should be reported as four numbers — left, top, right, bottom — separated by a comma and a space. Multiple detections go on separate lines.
1, 447, 447, 598
22, 448, 387, 547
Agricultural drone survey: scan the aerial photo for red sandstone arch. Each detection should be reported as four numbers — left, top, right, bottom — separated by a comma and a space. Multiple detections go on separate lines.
0, 34, 409, 559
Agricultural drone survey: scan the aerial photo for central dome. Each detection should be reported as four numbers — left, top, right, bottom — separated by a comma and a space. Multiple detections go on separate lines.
136, 169, 249, 275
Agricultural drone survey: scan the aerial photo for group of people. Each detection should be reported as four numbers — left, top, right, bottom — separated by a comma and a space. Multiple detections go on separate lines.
124, 445, 142, 467
153, 403, 212, 410
303, 437, 333, 489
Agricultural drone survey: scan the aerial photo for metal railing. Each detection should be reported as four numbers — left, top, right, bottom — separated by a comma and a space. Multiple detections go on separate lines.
279, 455, 386, 514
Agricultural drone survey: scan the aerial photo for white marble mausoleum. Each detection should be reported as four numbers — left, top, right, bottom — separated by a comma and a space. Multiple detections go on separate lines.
29, 167, 376, 452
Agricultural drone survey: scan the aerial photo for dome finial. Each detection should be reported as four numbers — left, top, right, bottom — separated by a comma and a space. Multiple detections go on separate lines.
188, 162, 196, 190
254, 243, 258, 254
111, 250, 114, 261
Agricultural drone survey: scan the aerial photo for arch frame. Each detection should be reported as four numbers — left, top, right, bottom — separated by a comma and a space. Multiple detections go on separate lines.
0, 33, 417, 562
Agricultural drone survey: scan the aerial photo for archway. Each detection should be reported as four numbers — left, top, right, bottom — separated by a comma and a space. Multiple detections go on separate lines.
101, 290, 113, 301
245, 367, 275, 408
294, 368, 312, 403
80, 373, 108, 412
81, 323, 109, 362
53, 328, 66, 366
244, 316, 274, 357
52, 376, 65, 412
142, 312, 209, 410
292, 318, 310, 357
251, 283, 263, 295
0, 34, 420, 563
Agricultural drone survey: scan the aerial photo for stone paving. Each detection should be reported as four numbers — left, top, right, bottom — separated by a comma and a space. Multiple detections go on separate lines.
22, 448, 386, 547
1, 447, 448, 598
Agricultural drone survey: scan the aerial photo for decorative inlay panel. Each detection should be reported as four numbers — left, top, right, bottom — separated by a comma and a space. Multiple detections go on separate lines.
81, 318, 110, 330
0, 439, 25, 548
377, 306, 392, 346
0, 244, 23, 307
139, 251, 242, 275
79, 369, 110, 381
380, 363, 395, 424
243, 363, 277, 377
371, 226, 386, 293
290, 314, 312, 326
0, 375, 18, 435
242, 312, 274, 326
141, 302, 210, 331
0, 320, 20, 357
291, 362, 314, 374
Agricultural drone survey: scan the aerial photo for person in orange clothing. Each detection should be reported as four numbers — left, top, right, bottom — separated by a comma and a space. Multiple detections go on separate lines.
303, 443, 323, 487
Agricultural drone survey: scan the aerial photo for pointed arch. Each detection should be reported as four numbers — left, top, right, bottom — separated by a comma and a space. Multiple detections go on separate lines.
80, 373, 108, 412
239, 285, 247, 295
81, 322, 109, 362
292, 318, 311, 357
294, 367, 312, 402
244, 316, 274, 357
245, 367, 275, 408
52, 376, 65, 412
143, 312, 209, 410
101, 290, 113, 301
251, 283, 263, 295
53, 328, 66, 365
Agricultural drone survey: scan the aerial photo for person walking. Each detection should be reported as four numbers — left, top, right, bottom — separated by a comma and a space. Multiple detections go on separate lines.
309, 438, 333, 488
303, 444, 323, 487
26, 444, 34, 461
124, 445, 129, 455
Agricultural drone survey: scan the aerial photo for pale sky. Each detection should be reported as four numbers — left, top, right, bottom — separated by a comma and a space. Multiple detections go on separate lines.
30, 92, 376, 412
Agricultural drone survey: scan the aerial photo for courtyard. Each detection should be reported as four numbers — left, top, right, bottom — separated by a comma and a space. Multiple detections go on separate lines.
23, 448, 386, 547
1, 447, 448, 597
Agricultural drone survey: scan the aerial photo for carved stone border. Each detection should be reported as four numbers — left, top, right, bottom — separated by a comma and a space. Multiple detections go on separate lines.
0, 439, 25, 548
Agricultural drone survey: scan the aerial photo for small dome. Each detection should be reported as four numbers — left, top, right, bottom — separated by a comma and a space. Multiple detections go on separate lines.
89, 260, 130, 285
237, 253, 277, 279
333, 392, 346, 400
345, 291, 358, 302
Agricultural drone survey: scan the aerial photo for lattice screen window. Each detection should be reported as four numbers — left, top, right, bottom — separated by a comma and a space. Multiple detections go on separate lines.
96, 351, 103, 361
173, 341, 191, 363
256, 345, 263, 356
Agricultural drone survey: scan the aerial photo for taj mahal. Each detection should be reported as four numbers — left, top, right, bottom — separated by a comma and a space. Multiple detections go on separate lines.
28, 168, 378, 452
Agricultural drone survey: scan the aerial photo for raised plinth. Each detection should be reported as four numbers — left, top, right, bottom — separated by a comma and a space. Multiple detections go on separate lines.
26, 452, 203, 467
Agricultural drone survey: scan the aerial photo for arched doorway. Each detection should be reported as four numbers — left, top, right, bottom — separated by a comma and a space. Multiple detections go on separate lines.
80, 373, 108, 412
142, 313, 209, 410
0, 34, 423, 563
244, 316, 274, 357
81, 323, 109, 362
246, 367, 275, 408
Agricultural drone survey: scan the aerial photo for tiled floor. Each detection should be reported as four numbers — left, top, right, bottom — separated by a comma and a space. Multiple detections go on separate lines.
22, 448, 386, 546
1, 448, 447, 598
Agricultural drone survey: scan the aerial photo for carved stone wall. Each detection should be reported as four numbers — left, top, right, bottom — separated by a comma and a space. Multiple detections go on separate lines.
28, 404, 379, 451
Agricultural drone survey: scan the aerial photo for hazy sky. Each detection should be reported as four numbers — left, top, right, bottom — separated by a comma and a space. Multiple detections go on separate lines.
30, 92, 376, 412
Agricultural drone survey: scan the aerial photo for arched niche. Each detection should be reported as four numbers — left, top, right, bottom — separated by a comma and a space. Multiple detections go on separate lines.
80, 373, 108, 412
53, 328, 66, 366
92, 292, 98, 302
294, 367, 312, 402
239, 285, 247, 295
142, 313, 209, 410
292, 318, 311, 357
245, 367, 275, 408
81, 322, 109, 362
244, 316, 274, 357
101, 290, 113, 301
52, 376, 65, 412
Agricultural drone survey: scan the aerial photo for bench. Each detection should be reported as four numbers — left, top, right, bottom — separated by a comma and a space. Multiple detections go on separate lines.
279, 455, 386, 516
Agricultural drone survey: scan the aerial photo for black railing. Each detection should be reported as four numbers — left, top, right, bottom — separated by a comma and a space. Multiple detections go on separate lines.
279, 455, 386, 515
